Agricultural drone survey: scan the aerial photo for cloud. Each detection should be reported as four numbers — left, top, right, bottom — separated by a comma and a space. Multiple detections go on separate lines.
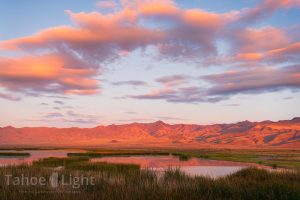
214, 25, 299, 66
130, 86, 227, 103
0, 5, 164, 99
65, 110, 101, 120
96, 0, 117, 9
138, 0, 179, 16
266, 41, 300, 62
1, 10, 163, 62
0, 0, 238, 66
0, 92, 20, 101
230, 26, 289, 53
222, 103, 241, 107
0, 0, 299, 101
0, 53, 99, 96
44, 112, 64, 118
54, 100, 64, 105
125, 111, 137, 115
157, 116, 187, 121
130, 65, 300, 103
142, 2, 238, 61
61, 118, 100, 124
238, 0, 300, 23
36, 110, 101, 125
235, 41, 300, 64
203, 65, 300, 96
117, 118, 153, 123
112, 80, 148, 86
283, 96, 293, 100
156, 75, 192, 87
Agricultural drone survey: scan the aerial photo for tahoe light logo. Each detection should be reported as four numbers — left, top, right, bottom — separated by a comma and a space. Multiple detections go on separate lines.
4, 172, 95, 189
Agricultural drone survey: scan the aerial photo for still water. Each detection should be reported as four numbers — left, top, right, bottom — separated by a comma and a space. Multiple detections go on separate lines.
0, 150, 269, 178
91, 155, 266, 178
0, 150, 84, 166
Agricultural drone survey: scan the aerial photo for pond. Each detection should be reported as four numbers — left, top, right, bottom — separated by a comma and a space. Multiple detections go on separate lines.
0, 149, 84, 166
91, 155, 268, 178
0, 150, 272, 178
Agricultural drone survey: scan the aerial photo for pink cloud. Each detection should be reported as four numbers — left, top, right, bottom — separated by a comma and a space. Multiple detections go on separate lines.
267, 41, 300, 61
130, 65, 300, 103
156, 75, 191, 87
96, 1, 117, 9
0, 92, 20, 101
231, 26, 289, 53
236, 41, 300, 63
0, 0, 299, 101
0, 53, 99, 96
138, 0, 179, 16
239, 0, 300, 23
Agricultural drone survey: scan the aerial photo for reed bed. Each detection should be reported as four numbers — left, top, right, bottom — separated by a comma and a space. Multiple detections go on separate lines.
0, 157, 299, 200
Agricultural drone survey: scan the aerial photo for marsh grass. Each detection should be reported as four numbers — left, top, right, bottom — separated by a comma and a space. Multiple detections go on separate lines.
0, 163, 299, 200
171, 153, 192, 161
1, 156, 300, 200
169, 149, 300, 169
33, 157, 140, 175
32, 157, 89, 167
0, 152, 30, 157
68, 149, 300, 169
67, 151, 169, 158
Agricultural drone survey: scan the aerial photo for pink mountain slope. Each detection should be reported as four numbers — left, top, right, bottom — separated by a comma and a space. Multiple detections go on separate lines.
0, 118, 299, 148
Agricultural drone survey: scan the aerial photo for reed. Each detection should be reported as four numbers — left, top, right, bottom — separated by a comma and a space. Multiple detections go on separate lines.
0, 160, 299, 200
67, 151, 169, 157
0, 152, 30, 157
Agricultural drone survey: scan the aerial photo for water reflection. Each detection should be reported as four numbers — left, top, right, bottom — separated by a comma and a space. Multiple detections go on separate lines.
91, 155, 265, 177
0, 151, 273, 177
0, 150, 84, 166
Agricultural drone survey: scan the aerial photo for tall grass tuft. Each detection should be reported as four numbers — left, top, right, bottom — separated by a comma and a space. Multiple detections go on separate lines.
0, 160, 299, 200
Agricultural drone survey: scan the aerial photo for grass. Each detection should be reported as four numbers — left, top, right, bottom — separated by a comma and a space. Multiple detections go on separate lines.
0, 160, 299, 200
73, 148, 300, 170
168, 149, 300, 169
0, 152, 30, 157
171, 152, 192, 161
33, 157, 140, 174
67, 151, 170, 158
1, 147, 299, 169
1, 148, 300, 199
32, 157, 89, 167
2, 147, 298, 169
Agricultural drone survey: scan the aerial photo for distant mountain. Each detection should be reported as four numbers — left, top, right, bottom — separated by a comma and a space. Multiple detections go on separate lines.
0, 118, 299, 148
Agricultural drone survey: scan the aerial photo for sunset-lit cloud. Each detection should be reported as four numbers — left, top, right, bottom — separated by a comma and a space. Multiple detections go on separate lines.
0, 0, 299, 100
0, 53, 99, 95
0, 0, 299, 126
238, 0, 300, 23
130, 65, 300, 103
111, 80, 148, 86
96, 0, 118, 9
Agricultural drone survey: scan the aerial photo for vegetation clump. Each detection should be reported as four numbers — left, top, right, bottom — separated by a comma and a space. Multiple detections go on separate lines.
0, 159, 299, 200
0, 152, 30, 157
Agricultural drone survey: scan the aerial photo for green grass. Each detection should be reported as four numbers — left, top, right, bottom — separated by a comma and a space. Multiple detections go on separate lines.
0, 152, 30, 157
2, 147, 299, 169
33, 157, 140, 174
32, 157, 89, 167
168, 149, 300, 169
171, 152, 192, 161
67, 151, 170, 158
0, 162, 299, 200
69, 148, 300, 169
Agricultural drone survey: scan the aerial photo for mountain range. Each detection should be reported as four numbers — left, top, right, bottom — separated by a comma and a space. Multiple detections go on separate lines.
1, 118, 299, 148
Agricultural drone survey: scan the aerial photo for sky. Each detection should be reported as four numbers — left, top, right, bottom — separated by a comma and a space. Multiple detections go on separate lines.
0, 0, 299, 127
